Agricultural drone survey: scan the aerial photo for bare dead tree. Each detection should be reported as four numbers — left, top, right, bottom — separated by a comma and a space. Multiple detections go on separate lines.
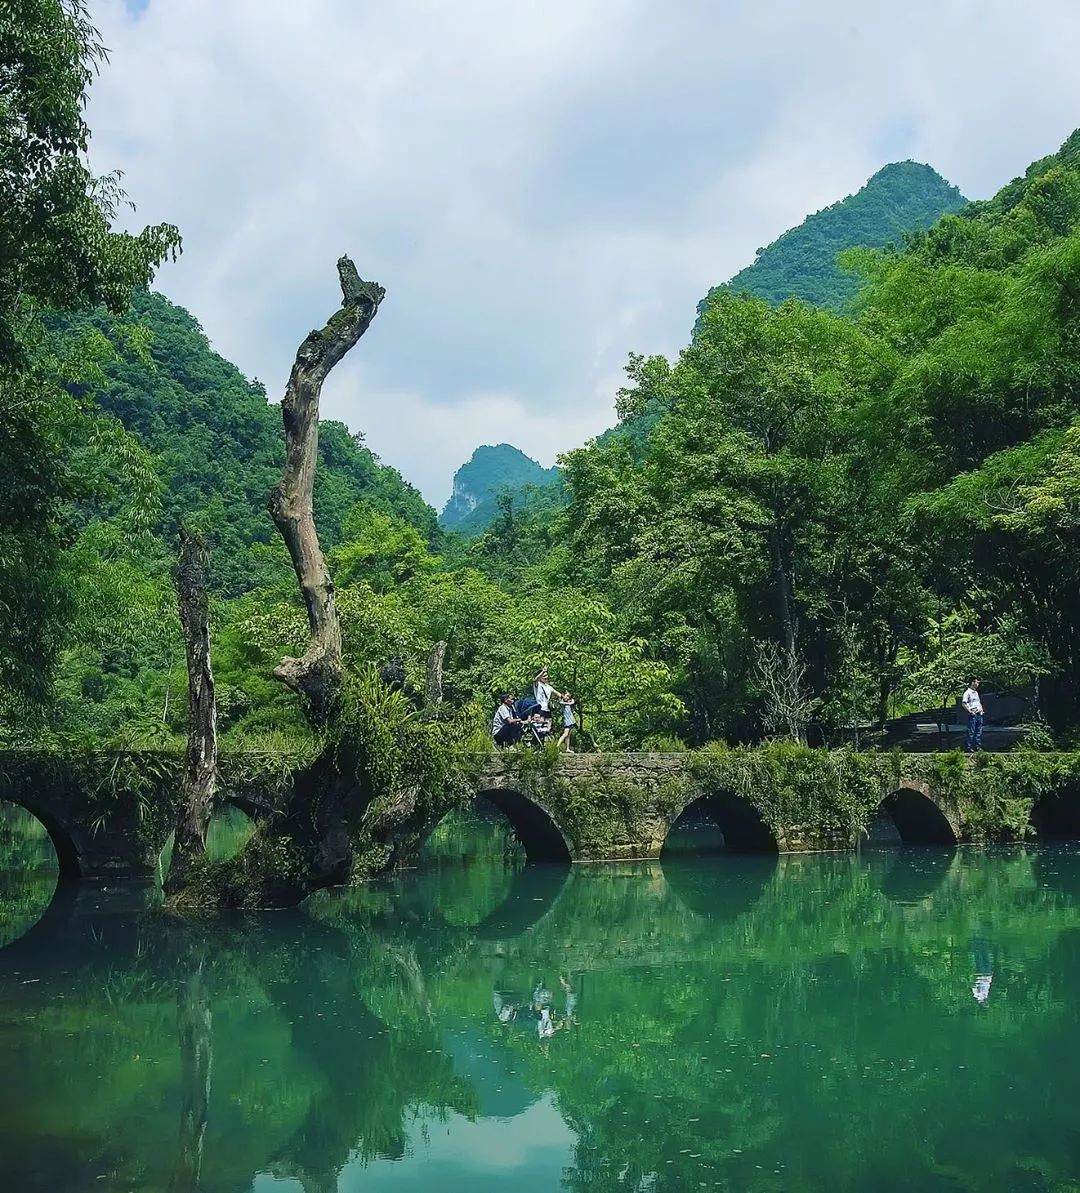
751, 638, 815, 743
166, 528, 217, 896
424, 640, 447, 710
269, 256, 385, 722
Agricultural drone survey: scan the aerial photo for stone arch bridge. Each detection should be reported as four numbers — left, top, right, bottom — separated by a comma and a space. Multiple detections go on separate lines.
1, 748, 1078, 882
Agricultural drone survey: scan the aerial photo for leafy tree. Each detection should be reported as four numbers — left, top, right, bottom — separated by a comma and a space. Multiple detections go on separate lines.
0, 0, 179, 712
493, 590, 682, 748
330, 505, 436, 594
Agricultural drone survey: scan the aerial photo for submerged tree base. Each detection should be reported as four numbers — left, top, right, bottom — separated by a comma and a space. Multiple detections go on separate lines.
164, 671, 486, 910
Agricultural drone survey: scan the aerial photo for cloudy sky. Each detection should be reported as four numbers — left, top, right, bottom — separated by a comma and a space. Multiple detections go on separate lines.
87, 0, 1080, 509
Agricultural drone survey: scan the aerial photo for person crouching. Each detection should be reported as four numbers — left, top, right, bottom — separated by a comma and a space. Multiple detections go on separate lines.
492, 693, 524, 747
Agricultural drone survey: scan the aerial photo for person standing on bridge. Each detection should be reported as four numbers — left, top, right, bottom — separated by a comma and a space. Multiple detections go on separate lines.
534, 667, 558, 728
962, 678, 984, 753
558, 693, 576, 752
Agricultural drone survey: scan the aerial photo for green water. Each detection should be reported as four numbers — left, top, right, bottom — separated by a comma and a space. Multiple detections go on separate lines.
2, 813, 1080, 1192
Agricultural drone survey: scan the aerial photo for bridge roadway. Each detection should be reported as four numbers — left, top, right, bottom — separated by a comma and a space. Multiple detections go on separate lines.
0, 747, 1078, 883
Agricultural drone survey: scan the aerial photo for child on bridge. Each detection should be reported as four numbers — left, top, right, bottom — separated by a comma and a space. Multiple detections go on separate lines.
558, 693, 576, 752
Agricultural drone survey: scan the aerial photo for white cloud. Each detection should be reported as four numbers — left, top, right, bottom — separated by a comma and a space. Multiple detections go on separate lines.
87, 0, 1080, 507
336, 375, 613, 504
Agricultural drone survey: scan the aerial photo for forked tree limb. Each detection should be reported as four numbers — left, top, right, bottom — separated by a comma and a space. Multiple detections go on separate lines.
269, 257, 385, 722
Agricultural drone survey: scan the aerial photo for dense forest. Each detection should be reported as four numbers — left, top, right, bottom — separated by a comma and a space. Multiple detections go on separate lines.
3, 2, 1079, 768
60, 289, 438, 592
543, 131, 1080, 743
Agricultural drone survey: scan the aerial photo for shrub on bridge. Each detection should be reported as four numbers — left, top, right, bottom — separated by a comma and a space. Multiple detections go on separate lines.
691, 742, 886, 844
911, 749, 1080, 841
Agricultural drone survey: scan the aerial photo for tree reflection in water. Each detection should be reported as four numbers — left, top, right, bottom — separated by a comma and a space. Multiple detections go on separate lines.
1, 836, 1080, 1191
170, 959, 212, 1192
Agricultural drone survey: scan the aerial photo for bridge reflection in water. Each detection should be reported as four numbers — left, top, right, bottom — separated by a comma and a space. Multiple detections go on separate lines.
4, 806, 1080, 1191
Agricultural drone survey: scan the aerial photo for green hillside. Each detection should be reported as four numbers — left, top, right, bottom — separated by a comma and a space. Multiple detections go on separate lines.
698, 160, 966, 317
440, 443, 560, 536
548, 127, 1080, 740
58, 289, 438, 595
7, 0, 1080, 764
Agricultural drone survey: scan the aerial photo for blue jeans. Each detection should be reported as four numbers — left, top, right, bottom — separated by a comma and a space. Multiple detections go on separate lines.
965, 713, 983, 753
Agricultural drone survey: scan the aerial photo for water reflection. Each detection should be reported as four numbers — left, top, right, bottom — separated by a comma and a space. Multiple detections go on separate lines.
0, 803, 59, 948
2, 829, 1080, 1191
662, 851, 777, 921
866, 844, 957, 905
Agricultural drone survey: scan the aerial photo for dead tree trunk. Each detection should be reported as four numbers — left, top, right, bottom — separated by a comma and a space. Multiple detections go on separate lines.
169, 960, 212, 1192
269, 256, 385, 723
166, 529, 217, 896
769, 520, 797, 664
425, 640, 447, 710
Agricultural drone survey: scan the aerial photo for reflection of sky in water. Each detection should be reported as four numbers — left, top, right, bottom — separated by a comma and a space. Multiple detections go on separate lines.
253, 1096, 574, 1192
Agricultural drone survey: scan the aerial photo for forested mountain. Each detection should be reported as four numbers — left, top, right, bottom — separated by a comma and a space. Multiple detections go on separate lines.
698, 160, 966, 316
548, 128, 1080, 740
440, 443, 560, 535
450, 161, 966, 539
59, 290, 438, 595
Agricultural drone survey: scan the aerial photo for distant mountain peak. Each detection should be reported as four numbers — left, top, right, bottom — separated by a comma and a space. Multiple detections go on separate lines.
697, 159, 966, 319
866, 159, 948, 182
441, 443, 560, 533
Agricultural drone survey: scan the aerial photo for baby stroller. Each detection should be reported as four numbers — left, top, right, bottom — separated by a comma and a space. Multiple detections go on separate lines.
513, 696, 552, 748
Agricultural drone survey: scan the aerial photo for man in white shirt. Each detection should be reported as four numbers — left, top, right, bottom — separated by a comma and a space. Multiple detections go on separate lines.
961, 679, 984, 753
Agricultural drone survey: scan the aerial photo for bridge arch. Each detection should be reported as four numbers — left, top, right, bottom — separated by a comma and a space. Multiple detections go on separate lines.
158, 803, 256, 870
873, 785, 959, 846
425, 789, 573, 864
663, 791, 779, 854
0, 793, 80, 879
1029, 784, 1080, 839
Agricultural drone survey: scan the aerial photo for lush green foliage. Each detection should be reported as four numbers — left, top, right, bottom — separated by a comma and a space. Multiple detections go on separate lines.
56, 288, 438, 595
4, 4, 1079, 787
0, 0, 179, 711
540, 130, 1080, 745
12, 127, 1080, 755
